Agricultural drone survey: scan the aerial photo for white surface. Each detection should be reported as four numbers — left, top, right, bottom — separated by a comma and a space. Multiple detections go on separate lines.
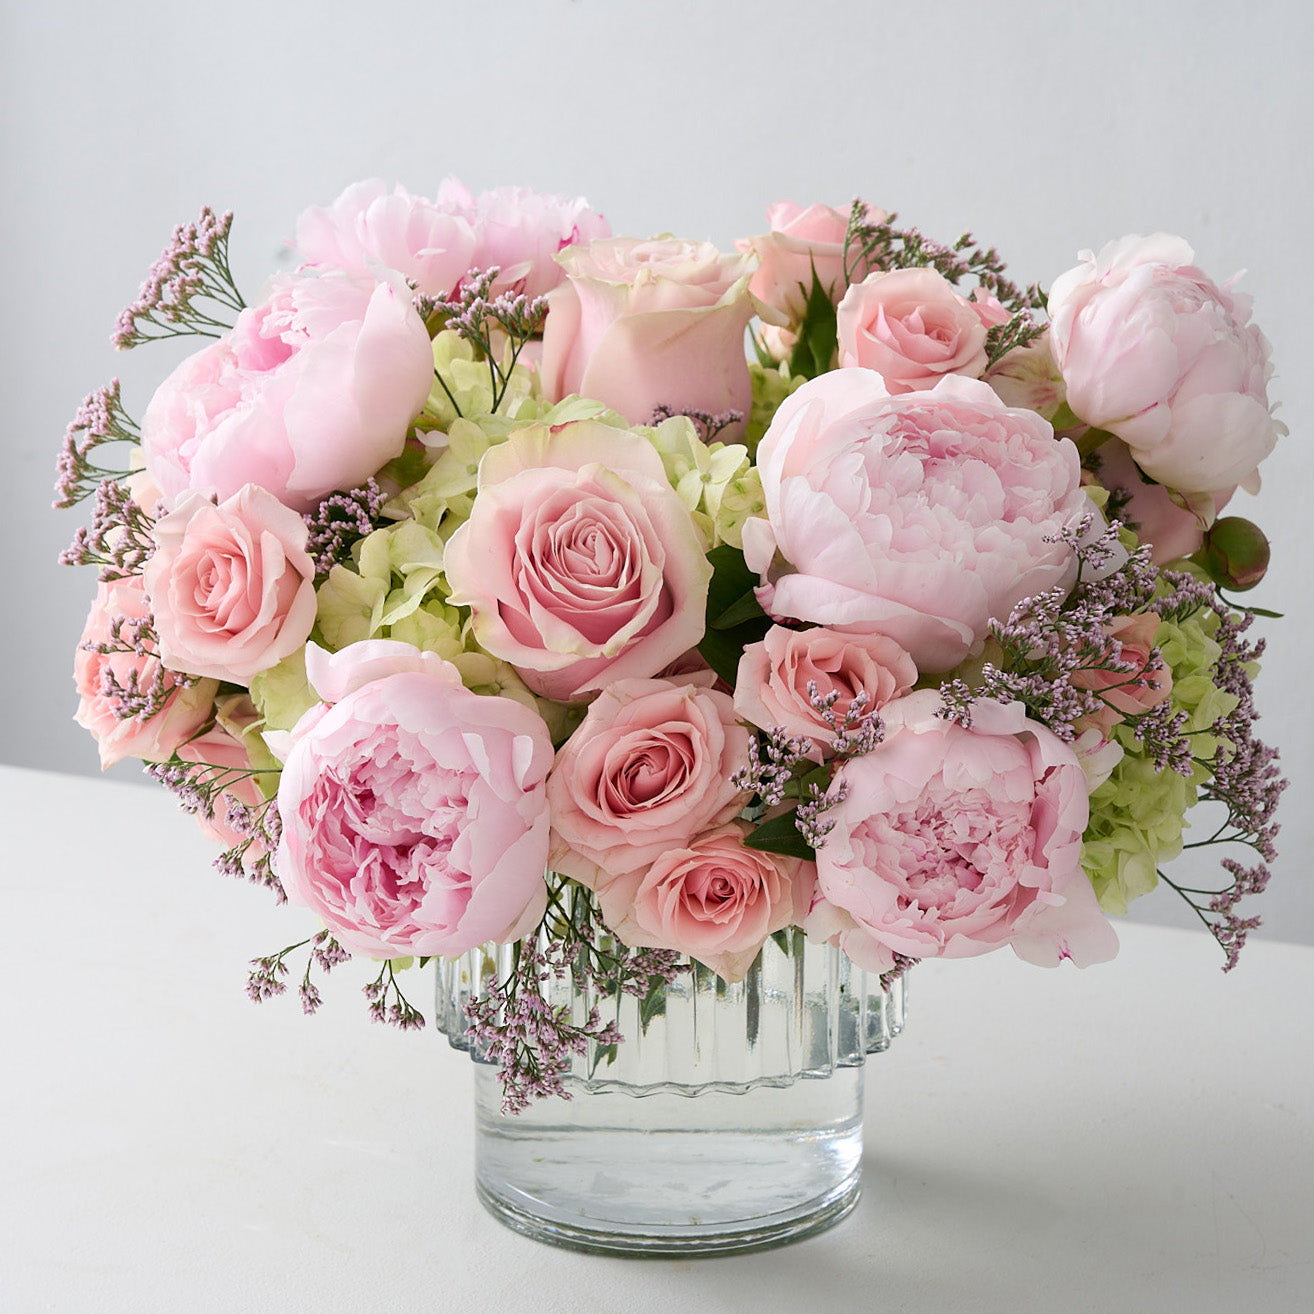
6, 0, 1314, 946
3, 762, 1312, 1313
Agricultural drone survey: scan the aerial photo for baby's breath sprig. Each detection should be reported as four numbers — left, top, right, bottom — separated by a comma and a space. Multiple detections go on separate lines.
112, 206, 245, 350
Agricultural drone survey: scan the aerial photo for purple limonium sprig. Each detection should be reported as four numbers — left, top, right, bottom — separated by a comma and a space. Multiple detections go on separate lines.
879, 952, 920, 994
247, 929, 351, 1014
808, 683, 885, 758
302, 478, 387, 578
147, 756, 285, 902
435, 266, 548, 415
649, 403, 745, 444
731, 727, 813, 806
112, 206, 244, 350
842, 200, 1046, 364
82, 612, 191, 722
363, 960, 426, 1031
53, 380, 141, 508
59, 479, 157, 580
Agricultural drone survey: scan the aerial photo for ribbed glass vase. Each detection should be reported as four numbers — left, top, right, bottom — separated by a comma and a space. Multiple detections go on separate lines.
435, 927, 905, 1256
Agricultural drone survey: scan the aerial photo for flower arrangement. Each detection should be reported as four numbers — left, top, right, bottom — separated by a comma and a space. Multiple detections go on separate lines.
58, 182, 1286, 1112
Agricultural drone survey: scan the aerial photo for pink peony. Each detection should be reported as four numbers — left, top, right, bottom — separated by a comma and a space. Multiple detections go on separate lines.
436, 178, 611, 300
742, 371, 1089, 672
734, 625, 916, 760
276, 641, 554, 959
144, 485, 317, 684
806, 691, 1118, 971
1090, 437, 1231, 564
1070, 612, 1173, 735
142, 268, 433, 512
73, 574, 218, 768
740, 200, 883, 326
294, 179, 476, 299
546, 677, 749, 886
836, 267, 989, 393
1047, 233, 1284, 499
442, 421, 712, 702
540, 236, 758, 436
596, 824, 813, 983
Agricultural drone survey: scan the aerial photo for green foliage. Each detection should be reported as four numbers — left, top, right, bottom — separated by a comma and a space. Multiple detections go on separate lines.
697, 544, 772, 686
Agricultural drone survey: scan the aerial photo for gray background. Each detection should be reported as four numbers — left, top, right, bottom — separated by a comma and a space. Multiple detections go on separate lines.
6, 0, 1310, 944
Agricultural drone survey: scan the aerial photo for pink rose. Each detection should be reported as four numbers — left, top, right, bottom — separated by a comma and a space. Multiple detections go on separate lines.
276, 641, 554, 959
1090, 437, 1232, 564
436, 178, 611, 299
175, 695, 268, 851
546, 677, 749, 886
734, 625, 916, 760
73, 574, 218, 768
1047, 233, 1284, 498
742, 371, 1089, 671
741, 200, 884, 326
1070, 612, 1172, 735
806, 691, 1118, 970
142, 268, 433, 511
540, 236, 758, 437
443, 422, 712, 702
144, 485, 317, 684
596, 823, 813, 983
836, 268, 989, 393
294, 179, 476, 299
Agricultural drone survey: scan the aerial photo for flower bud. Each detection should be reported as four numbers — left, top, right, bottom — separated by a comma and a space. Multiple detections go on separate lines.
1198, 516, 1270, 591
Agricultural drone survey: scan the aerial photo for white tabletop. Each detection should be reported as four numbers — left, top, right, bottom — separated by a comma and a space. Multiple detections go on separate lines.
3, 762, 1311, 1313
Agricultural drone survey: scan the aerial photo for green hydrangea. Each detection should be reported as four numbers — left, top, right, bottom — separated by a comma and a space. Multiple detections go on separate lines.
746, 360, 807, 453
422, 330, 539, 432
1082, 600, 1239, 914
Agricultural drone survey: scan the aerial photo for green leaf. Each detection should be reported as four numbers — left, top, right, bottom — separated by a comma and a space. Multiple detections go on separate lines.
698, 544, 772, 687
637, 977, 667, 1032
786, 270, 838, 380
743, 809, 816, 861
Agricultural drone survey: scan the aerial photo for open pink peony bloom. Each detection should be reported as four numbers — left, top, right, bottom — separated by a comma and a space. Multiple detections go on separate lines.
836, 267, 989, 393
73, 574, 219, 769
806, 691, 1118, 971
294, 179, 477, 299
596, 823, 814, 983
743, 371, 1089, 672
1047, 233, 1284, 499
734, 625, 916, 761
443, 422, 712, 702
142, 268, 433, 512
547, 677, 749, 887
540, 236, 758, 436
276, 641, 554, 959
145, 485, 317, 684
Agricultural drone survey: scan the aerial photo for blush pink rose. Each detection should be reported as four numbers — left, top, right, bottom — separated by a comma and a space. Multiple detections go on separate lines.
294, 179, 477, 299
740, 200, 885, 326
546, 677, 749, 886
443, 422, 712, 702
73, 574, 219, 768
142, 268, 433, 511
276, 641, 554, 959
742, 371, 1089, 672
1070, 612, 1173, 735
435, 178, 611, 299
734, 625, 916, 760
805, 691, 1118, 971
596, 823, 813, 983
144, 485, 317, 684
1047, 233, 1284, 499
1090, 437, 1232, 564
836, 267, 989, 393
540, 236, 758, 437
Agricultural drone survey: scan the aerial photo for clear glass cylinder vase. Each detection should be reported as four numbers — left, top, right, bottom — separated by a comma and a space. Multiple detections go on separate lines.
435, 928, 905, 1256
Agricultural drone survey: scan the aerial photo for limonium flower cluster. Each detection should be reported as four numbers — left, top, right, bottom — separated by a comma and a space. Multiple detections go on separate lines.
56, 180, 1287, 1109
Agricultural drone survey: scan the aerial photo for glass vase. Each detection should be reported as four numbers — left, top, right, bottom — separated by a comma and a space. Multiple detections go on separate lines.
434, 927, 905, 1256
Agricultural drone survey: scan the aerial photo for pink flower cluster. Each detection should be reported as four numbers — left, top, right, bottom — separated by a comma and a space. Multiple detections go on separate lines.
60, 181, 1286, 1045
